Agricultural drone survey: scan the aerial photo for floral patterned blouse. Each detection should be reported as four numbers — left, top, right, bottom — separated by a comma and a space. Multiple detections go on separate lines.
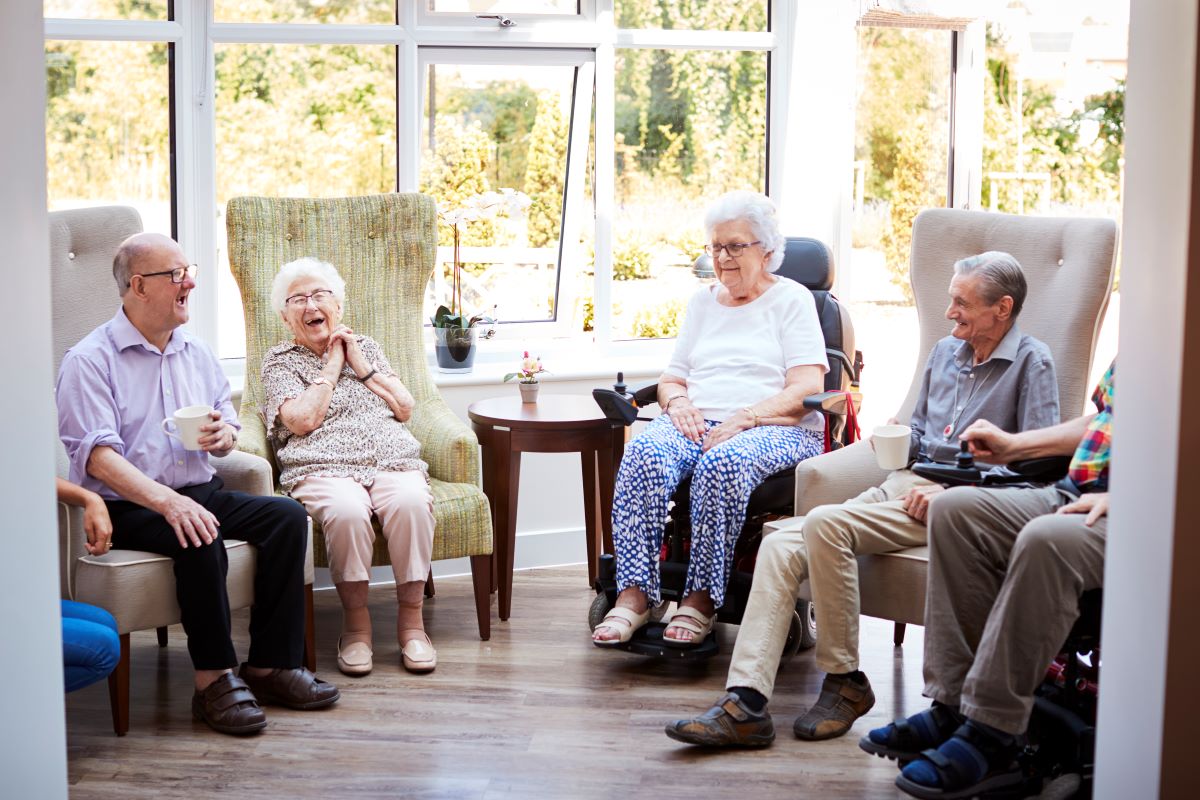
261, 335, 427, 493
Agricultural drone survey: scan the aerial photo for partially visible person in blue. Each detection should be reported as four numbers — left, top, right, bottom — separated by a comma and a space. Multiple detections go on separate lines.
592, 191, 829, 649
55, 477, 120, 692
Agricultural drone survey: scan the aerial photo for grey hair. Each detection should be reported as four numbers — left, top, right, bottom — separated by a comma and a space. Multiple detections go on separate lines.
112, 234, 164, 296
953, 251, 1028, 318
271, 257, 347, 313
703, 190, 787, 273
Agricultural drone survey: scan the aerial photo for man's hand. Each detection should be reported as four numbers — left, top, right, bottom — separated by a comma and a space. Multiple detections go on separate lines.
959, 419, 1018, 462
1058, 492, 1109, 526
702, 411, 755, 452
197, 410, 236, 456
156, 490, 220, 548
900, 483, 946, 523
82, 493, 114, 555
666, 398, 707, 444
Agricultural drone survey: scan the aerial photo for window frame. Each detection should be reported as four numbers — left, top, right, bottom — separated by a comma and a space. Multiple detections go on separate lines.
45, 1, 910, 371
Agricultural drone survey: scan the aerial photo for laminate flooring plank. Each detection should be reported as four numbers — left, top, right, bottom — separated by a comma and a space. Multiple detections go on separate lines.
66, 566, 922, 799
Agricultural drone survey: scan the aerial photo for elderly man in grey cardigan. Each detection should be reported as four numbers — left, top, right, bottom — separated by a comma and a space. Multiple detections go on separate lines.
666, 251, 1061, 748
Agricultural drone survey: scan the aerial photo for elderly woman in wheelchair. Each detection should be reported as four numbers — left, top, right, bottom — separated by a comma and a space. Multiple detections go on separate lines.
591, 191, 831, 649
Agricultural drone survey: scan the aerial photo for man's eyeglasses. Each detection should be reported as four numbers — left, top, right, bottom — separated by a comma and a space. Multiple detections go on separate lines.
704, 241, 761, 258
133, 264, 198, 285
285, 289, 336, 309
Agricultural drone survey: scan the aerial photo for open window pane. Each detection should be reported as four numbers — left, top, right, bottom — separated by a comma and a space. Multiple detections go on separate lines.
849, 26, 952, 305
214, 43, 398, 358
45, 1, 167, 20
612, 48, 767, 340
45, 40, 172, 235
420, 59, 578, 329
427, 1, 579, 16
214, 0, 395, 24
616, 0, 767, 32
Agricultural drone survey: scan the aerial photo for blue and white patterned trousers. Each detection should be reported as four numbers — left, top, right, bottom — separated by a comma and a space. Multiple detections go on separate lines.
612, 414, 825, 607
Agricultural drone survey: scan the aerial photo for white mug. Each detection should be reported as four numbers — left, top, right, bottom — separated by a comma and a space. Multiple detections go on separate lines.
873, 424, 912, 471
162, 404, 214, 451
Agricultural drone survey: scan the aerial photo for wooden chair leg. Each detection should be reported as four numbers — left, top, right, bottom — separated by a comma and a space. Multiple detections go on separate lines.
156, 626, 168, 647
424, 568, 435, 598
893, 622, 907, 647
470, 554, 492, 641
107, 633, 130, 737
303, 583, 316, 672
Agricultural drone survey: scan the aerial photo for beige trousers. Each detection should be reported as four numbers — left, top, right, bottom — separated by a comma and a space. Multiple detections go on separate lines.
726, 469, 933, 698
291, 471, 435, 585
923, 485, 1106, 734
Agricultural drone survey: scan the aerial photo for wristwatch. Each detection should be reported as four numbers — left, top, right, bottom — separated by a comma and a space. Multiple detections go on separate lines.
312, 376, 332, 387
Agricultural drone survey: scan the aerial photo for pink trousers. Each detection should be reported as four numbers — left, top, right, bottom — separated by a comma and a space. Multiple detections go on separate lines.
291, 471, 435, 585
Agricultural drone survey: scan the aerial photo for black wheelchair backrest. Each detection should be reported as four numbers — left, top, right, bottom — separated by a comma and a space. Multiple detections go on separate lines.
776, 236, 855, 392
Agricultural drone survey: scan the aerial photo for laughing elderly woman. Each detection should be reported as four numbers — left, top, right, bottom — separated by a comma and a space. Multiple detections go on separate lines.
592, 190, 829, 650
261, 257, 436, 676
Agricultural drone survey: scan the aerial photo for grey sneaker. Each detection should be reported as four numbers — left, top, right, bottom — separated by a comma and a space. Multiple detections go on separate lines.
665, 692, 776, 748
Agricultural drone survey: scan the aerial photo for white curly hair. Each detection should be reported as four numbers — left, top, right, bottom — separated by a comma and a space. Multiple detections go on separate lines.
270, 257, 347, 314
703, 190, 787, 273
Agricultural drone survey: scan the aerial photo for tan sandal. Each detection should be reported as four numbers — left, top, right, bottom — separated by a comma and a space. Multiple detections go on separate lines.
592, 605, 651, 647
662, 606, 715, 648
337, 637, 373, 677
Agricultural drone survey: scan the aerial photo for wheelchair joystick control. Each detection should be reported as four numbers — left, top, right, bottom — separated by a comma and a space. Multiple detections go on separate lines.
614, 371, 628, 397
956, 440, 975, 469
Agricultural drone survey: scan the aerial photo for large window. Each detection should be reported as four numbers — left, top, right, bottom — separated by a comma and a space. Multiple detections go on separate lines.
213, 43, 398, 357
45, 39, 173, 235
419, 52, 592, 337
43, 1, 786, 365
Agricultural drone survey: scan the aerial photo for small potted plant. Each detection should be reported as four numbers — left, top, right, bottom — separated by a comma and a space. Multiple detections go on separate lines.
504, 351, 547, 403
432, 189, 530, 373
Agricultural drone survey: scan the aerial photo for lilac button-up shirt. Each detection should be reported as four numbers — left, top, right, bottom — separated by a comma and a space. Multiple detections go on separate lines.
56, 308, 240, 500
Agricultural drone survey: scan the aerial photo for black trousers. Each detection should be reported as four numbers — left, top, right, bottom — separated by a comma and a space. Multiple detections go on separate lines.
107, 477, 309, 670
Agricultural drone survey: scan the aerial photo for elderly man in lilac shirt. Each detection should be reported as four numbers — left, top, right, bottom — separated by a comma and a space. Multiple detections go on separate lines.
56, 232, 339, 736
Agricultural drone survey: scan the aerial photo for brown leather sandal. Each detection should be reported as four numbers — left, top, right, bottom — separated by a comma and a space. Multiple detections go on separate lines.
793, 672, 876, 741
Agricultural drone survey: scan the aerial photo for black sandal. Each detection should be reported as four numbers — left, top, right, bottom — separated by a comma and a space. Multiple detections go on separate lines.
895, 722, 1023, 800
859, 703, 962, 762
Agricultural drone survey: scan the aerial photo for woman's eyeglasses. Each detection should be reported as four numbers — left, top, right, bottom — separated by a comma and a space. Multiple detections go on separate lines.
285, 289, 336, 308
704, 241, 761, 258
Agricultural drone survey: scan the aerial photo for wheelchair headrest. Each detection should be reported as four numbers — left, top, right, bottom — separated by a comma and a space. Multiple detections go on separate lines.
777, 237, 834, 291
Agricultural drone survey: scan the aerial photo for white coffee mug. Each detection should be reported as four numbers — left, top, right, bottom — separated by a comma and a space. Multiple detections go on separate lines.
162, 404, 214, 451
873, 424, 912, 471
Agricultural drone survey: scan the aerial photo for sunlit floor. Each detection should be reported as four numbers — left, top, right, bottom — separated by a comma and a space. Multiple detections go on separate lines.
65, 566, 925, 799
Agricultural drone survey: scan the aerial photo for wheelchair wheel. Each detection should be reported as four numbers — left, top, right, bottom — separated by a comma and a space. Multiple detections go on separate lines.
588, 592, 614, 632
1033, 773, 1082, 800
796, 599, 817, 650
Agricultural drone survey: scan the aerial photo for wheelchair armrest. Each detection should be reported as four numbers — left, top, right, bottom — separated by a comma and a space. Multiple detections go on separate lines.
802, 390, 862, 416
1007, 455, 1072, 483
631, 381, 659, 407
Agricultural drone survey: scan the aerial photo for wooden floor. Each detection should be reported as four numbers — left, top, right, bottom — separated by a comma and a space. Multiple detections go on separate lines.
65, 566, 926, 799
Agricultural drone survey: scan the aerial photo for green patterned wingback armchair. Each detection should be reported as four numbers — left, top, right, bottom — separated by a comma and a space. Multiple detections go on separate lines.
226, 193, 492, 640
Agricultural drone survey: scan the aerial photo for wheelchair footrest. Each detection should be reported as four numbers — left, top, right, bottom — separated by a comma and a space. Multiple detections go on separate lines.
601, 622, 720, 660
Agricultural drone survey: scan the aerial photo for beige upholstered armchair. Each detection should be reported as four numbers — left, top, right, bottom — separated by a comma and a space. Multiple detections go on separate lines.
50, 206, 316, 736
786, 207, 1118, 643
225, 193, 493, 640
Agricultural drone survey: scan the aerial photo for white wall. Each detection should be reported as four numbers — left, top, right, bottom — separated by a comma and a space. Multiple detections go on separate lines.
1095, 0, 1195, 796
0, 3, 69, 797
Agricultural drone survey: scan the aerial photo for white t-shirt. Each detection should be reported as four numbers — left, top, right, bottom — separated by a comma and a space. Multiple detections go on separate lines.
664, 278, 830, 430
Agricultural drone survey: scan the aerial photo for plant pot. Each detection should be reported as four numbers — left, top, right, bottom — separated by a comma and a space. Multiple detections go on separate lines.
433, 326, 478, 373
519, 382, 540, 404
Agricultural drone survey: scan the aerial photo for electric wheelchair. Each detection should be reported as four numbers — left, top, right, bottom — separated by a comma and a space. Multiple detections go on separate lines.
589, 236, 863, 660
911, 447, 1101, 800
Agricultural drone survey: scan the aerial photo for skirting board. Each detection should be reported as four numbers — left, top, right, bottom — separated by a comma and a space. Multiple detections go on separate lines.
312, 525, 591, 589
